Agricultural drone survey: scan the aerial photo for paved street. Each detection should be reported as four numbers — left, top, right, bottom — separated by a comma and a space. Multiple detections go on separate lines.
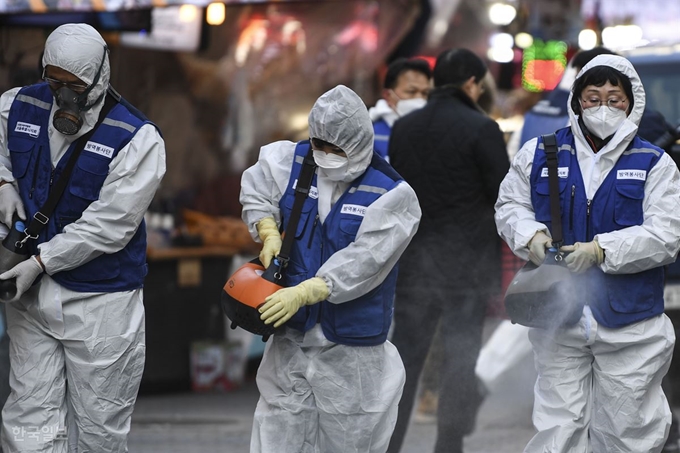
128, 313, 680, 452
129, 371, 535, 453
129, 329, 538, 453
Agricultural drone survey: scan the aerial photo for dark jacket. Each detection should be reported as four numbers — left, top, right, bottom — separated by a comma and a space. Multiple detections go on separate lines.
389, 86, 510, 295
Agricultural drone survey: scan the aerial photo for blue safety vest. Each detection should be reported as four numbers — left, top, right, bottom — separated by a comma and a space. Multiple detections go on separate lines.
530, 127, 665, 328
6, 83, 153, 293
373, 119, 391, 160
279, 140, 401, 345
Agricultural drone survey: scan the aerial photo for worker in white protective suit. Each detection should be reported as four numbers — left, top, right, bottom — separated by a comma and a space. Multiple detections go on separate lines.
240, 84, 421, 453
495, 54, 680, 453
0, 24, 166, 452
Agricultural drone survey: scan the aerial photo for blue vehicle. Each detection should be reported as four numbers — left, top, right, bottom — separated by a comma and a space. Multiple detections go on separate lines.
625, 45, 680, 127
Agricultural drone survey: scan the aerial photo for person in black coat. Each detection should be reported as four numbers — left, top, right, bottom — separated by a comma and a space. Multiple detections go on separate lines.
386, 48, 510, 453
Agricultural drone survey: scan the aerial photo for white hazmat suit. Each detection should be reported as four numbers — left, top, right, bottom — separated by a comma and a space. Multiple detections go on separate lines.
0, 24, 166, 452
495, 55, 680, 453
240, 85, 421, 452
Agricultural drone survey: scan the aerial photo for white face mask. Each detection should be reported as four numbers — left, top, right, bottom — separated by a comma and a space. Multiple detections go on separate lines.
581, 105, 627, 140
313, 150, 348, 181
395, 97, 426, 117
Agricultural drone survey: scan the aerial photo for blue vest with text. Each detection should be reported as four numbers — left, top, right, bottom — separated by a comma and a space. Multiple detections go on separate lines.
6, 83, 152, 293
373, 119, 391, 160
530, 127, 665, 328
279, 140, 401, 345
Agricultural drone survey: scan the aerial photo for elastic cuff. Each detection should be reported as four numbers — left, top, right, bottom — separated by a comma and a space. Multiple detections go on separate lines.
31, 255, 45, 273
318, 275, 332, 298
594, 240, 605, 264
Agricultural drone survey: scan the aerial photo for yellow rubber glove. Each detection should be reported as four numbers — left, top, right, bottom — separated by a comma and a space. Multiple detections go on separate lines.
256, 217, 282, 269
560, 241, 604, 273
527, 231, 553, 266
259, 277, 330, 328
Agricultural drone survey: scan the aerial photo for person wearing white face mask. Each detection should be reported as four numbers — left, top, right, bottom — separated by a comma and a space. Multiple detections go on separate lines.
495, 54, 680, 453
579, 90, 629, 141
312, 144, 348, 180
311, 139, 351, 223
368, 58, 431, 162
240, 85, 421, 453
479, 45, 680, 453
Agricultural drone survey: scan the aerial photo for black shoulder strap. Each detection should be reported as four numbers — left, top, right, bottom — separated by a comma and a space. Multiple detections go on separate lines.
542, 133, 563, 247
276, 142, 316, 269
21, 92, 118, 245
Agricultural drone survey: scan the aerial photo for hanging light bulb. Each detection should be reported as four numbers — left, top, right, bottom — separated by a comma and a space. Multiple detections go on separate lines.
206, 2, 226, 26
578, 29, 597, 50
514, 32, 533, 49
489, 3, 517, 26
179, 4, 199, 23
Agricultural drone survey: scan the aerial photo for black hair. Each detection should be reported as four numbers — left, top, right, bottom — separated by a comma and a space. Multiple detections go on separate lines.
38, 51, 44, 76
432, 48, 487, 88
571, 46, 617, 72
477, 75, 495, 114
571, 65, 634, 115
383, 58, 432, 89
311, 137, 343, 152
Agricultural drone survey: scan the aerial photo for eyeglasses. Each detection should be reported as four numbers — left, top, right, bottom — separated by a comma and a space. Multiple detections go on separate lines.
42, 71, 89, 92
580, 97, 627, 110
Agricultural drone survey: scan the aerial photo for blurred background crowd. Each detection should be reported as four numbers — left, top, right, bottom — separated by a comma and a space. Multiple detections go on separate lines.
3, 0, 679, 225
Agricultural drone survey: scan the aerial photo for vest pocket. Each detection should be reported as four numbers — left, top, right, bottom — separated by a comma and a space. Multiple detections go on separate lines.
606, 270, 662, 314
282, 195, 314, 239
339, 216, 361, 233
8, 137, 35, 179
533, 178, 567, 227
69, 154, 110, 203
66, 153, 110, 218
330, 287, 387, 338
613, 183, 644, 227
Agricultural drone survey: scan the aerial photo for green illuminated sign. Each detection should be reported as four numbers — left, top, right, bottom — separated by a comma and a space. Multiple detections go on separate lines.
522, 40, 568, 92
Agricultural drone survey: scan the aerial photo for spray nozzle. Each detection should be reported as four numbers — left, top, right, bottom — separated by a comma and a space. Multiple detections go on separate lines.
545, 246, 566, 264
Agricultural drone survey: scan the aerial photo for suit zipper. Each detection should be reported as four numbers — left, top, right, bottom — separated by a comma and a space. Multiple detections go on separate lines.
586, 199, 592, 240
307, 214, 319, 248
29, 146, 42, 199
317, 220, 323, 324
569, 185, 575, 230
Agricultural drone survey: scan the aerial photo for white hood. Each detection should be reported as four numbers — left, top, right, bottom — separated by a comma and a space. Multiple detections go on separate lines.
567, 54, 645, 156
308, 85, 374, 183
42, 23, 110, 138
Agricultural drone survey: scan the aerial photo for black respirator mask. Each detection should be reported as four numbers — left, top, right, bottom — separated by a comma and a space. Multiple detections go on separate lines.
50, 46, 107, 136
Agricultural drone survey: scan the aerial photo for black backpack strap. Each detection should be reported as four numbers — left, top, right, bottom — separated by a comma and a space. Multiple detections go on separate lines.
542, 133, 563, 248
275, 141, 316, 273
